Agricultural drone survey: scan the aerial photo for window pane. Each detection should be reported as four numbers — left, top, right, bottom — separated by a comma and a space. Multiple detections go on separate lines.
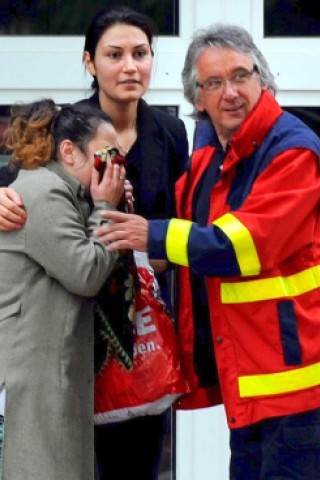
0, 0, 179, 36
283, 107, 320, 137
264, 0, 320, 37
153, 106, 179, 117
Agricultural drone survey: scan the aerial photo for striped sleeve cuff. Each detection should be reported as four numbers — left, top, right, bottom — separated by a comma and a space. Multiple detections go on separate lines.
148, 219, 171, 259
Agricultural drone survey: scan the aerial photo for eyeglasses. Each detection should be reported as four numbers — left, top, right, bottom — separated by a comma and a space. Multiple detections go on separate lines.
196, 65, 258, 92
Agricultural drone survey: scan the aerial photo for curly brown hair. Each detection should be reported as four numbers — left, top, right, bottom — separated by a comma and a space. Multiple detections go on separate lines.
4, 99, 56, 169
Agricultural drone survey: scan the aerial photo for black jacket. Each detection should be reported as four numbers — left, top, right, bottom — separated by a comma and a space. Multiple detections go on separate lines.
76, 95, 189, 219
0, 164, 16, 187
76, 95, 189, 315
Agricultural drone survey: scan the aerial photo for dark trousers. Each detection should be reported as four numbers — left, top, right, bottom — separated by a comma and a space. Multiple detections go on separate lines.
95, 412, 168, 480
230, 407, 320, 480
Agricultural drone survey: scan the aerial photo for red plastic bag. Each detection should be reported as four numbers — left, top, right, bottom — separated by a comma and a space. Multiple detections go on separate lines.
94, 252, 189, 424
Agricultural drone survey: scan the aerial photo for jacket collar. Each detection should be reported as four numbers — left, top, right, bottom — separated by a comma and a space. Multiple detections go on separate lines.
136, 99, 162, 137
87, 94, 159, 133
194, 90, 283, 160
230, 90, 283, 158
45, 160, 86, 199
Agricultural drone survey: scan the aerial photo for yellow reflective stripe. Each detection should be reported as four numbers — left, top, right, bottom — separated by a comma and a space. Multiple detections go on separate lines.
239, 361, 320, 397
222, 265, 320, 304
213, 213, 261, 276
166, 219, 192, 266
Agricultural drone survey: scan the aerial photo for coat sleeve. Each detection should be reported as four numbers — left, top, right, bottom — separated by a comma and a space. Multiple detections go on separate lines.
148, 148, 320, 277
24, 184, 117, 296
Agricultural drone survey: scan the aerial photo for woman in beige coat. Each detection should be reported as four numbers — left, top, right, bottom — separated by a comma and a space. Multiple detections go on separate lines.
0, 99, 125, 480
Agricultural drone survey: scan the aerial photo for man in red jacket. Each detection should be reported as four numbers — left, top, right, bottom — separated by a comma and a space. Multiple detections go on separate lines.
98, 24, 320, 480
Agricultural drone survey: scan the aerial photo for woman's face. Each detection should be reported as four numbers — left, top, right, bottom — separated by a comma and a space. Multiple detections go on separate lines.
66, 122, 118, 192
84, 24, 153, 104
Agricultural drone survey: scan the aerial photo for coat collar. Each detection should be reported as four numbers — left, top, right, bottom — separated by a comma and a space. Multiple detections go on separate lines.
194, 90, 283, 160
45, 160, 86, 199
230, 90, 283, 158
86, 94, 161, 136
84, 95, 166, 216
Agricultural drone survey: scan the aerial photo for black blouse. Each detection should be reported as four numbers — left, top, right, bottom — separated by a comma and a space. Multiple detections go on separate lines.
77, 94, 189, 219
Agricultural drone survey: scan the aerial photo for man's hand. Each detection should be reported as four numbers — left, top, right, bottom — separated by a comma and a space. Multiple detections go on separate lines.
95, 211, 148, 252
0, 188, 27, 231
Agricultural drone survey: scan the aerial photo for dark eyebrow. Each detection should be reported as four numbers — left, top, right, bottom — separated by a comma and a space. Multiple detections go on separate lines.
134, 43, 150, 48
104, 45, 121, 49
102, 43, 150, 50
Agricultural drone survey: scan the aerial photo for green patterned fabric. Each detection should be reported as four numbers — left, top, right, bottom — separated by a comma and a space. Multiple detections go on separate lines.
94, 251, 139, 373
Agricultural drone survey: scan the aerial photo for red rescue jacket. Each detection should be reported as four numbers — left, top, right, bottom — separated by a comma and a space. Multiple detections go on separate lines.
164, 91, 320, 428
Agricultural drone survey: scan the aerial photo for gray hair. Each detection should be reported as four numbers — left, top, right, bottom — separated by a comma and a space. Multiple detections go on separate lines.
182, 23, 277, 119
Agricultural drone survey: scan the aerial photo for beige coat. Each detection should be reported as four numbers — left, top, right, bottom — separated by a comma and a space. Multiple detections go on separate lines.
0, 161, 117, 480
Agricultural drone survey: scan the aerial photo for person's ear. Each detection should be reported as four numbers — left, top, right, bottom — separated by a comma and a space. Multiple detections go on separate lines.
195, 97, 206, 113
83, 51, 96, 77
59, 140, 75, 165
